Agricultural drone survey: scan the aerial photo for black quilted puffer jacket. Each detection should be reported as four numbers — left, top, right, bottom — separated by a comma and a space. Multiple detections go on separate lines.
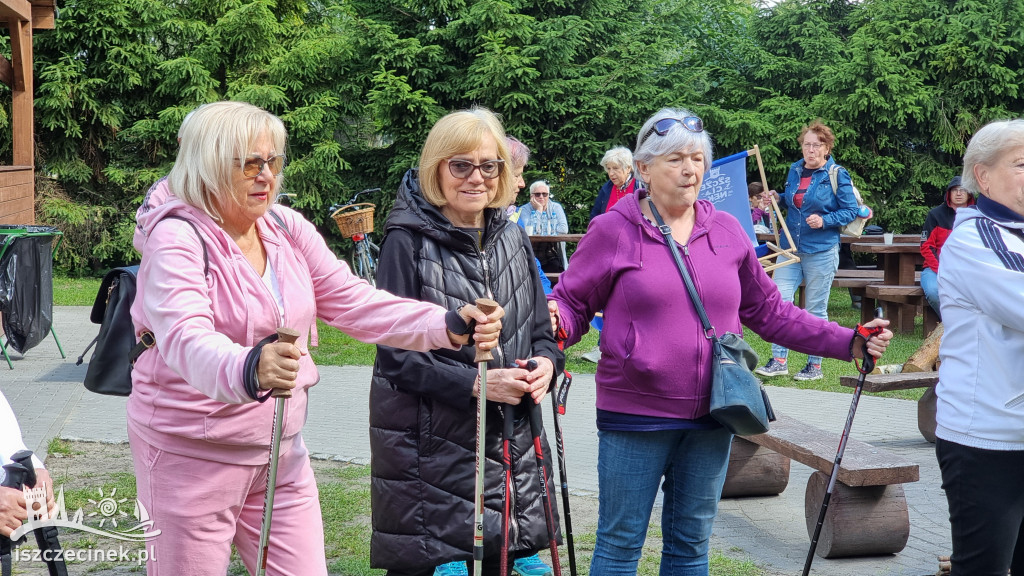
368, 169, 563, 571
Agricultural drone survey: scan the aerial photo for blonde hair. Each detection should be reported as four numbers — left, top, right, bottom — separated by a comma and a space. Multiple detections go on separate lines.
168, 101, 287, 221
419, 107, 515, 209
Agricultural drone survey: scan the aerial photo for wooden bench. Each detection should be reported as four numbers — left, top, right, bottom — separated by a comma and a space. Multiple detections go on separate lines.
722, 413, 919, 558
861, 284, 939, 336
840, 371, 939, 442
795, 269, 882, 308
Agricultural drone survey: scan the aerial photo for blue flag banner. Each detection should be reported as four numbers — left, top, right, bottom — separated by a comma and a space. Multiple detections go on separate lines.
702, 150, 756, 243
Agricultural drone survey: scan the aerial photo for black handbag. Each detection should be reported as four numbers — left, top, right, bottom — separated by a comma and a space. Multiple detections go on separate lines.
648, 200, 776, 435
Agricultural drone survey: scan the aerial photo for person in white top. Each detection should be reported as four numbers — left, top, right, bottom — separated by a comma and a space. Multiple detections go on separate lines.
0, 391, 54, 537
935, 118, 1024, 576
517, 180, 569, 274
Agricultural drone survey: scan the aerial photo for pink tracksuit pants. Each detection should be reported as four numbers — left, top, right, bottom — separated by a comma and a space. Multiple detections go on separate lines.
129, 428, 328, 576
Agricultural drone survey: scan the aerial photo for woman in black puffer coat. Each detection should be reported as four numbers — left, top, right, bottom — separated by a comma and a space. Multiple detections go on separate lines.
369, 107, 564, 575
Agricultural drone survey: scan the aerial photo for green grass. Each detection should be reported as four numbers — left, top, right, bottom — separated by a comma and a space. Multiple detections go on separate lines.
47, 437, 80, 456
53, 275, 102, 306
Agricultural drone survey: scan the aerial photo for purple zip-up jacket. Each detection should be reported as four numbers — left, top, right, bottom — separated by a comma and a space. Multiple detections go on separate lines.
550, 193, 855, 420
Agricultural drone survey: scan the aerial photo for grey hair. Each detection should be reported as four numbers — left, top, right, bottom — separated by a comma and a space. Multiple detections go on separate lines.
600, 147, 633, 171
169, 101, 287, 221
633, 107, 713, 171
962, 119, 1024, 196
529, 180, 549, 195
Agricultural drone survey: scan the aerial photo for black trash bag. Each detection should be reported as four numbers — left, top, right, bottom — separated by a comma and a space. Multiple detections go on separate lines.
0, 229, 56, 354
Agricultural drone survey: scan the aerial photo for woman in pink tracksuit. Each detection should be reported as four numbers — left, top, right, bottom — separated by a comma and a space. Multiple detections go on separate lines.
128, 101, 503, 576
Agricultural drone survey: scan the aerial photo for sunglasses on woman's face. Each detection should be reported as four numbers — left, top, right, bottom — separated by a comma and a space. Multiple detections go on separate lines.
638, 116, 704, 148
446, 159, 505, 180
240, 154, 286, 178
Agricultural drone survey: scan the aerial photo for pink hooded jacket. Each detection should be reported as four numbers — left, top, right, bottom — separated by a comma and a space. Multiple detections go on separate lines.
129, 189, 457, 465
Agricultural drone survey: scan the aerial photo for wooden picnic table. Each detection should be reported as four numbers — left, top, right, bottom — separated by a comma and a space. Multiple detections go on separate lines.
850, 242, 924, 333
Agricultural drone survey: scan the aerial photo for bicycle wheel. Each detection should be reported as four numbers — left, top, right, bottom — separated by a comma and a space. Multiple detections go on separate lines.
354, 238, 378, 287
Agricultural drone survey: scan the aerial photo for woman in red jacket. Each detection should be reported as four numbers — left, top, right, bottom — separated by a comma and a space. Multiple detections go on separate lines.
920, 176, 974, 318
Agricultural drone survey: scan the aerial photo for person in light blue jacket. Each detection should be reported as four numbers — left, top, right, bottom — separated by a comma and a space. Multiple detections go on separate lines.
755, 119, 858, 382
517, 180, 569, 273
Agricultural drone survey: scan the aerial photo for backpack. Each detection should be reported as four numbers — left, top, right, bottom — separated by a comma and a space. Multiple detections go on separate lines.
76, 216, 208, 395
827, 164, 872, 237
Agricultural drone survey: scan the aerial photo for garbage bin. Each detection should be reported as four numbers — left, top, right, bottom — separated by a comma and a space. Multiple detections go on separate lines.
0, 225, 65, 367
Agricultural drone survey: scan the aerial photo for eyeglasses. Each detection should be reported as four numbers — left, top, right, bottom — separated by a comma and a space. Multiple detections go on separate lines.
240, 155, 286, 178
446, 159, 505, 180
531, 192, 549, 198
801, 142, 825, 150
638, 116, 704, 148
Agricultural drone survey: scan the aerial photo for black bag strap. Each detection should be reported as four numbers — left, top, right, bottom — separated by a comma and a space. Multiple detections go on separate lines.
267, 208, 293, 240
647, 198, 717, 343
160, 215, 209, 276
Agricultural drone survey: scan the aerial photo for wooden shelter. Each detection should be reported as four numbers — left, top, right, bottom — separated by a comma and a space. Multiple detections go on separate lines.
0, 0, 55, 225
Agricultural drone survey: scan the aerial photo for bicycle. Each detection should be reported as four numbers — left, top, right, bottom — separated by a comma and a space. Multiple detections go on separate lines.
329, 188, 381, 287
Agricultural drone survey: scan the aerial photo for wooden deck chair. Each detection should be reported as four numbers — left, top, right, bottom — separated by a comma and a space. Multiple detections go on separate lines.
700, 145, 799, 273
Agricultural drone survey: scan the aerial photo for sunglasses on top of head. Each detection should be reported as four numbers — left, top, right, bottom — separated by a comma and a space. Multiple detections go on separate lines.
446, 159, 505, 180
638, 116, 704, 148
240, 154, 286, 178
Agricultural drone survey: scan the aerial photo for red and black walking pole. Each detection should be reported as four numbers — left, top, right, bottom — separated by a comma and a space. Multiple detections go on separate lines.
802, 308, 884, 575
551, 329, 577, 576
525, 360, 562, 576
500, 404, 514, 576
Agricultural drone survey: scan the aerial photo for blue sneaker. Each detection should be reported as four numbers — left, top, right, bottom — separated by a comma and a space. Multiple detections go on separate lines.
512, 553, 553, 576
433, 561, 468, 576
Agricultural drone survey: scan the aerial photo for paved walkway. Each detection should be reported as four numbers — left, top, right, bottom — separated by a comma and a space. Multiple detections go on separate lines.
2, 306, 949, 575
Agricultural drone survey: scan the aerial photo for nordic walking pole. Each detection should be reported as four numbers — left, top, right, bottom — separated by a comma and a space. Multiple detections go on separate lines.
257, 327, 300, 576
550, 369, 577, 576
801, 308, 884, 576
525, 360, 562, 576
472, 298, 499, 576
500, 405, 514, 576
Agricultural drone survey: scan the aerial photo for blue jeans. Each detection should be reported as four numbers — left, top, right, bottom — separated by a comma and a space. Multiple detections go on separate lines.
921, 267, 941, 319
590, 426, 734, 576
769, 245, 840, 365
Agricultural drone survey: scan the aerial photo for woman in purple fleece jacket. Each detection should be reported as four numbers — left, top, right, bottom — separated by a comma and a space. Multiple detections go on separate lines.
547, 107, 892, 575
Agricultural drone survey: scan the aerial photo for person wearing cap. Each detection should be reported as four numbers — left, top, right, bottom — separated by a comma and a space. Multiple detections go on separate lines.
920, 175, 975, 319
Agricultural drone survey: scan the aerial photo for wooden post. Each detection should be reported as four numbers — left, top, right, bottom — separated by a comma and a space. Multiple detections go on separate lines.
10, 17, 32, 168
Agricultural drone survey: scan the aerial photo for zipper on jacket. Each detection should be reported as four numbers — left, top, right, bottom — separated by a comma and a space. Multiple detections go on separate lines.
479, 251, 506, 368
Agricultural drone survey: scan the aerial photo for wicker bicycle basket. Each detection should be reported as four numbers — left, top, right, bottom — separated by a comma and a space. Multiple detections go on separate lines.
331, 203, 375, 237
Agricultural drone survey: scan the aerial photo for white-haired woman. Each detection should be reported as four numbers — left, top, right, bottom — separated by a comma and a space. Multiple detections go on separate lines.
548, 108, 891, 574
591, 146, 642, 221
935, 118, 1024, 576
129, 101, 502, 576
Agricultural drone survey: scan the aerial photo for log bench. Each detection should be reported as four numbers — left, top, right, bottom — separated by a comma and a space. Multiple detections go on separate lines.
721, 413, 919, 558
840, 371, 940, 442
